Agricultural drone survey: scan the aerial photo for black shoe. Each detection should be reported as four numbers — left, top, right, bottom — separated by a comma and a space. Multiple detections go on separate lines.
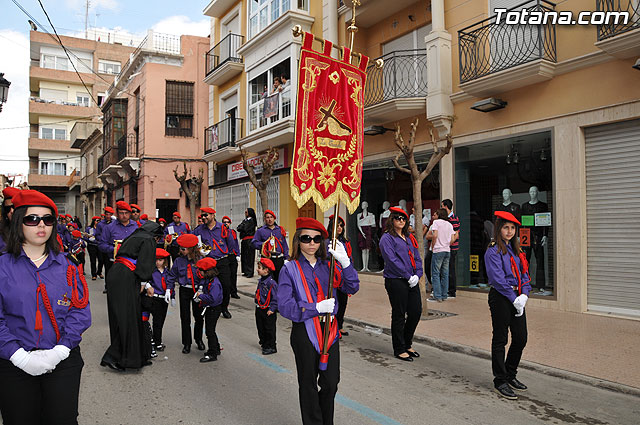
495, 383, 518, 400
156, 343, 165, 352
395, 353, 413, 362
340, 330, 349, 336
98, 274, 104, 279
91, 276, 97, 281
150, 351, 158, 358
230, 293, 240, 299
200, 353, 217, 362
507, 378, 528, 391
407, 349, 420, 358
196, 341, 206, 351
102, 289, 107, 294
222, 310, 232, 319
245, 274, 253, 278
182, 345, 191, 354
262, 348, 269, 355
100, 359, 125, 372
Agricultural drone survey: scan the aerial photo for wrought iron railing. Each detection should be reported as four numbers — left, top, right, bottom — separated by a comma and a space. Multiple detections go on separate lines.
596, 0, 640, 40
98, 147, 118, 174
205, 33, 244, 77
458, 0, 557, 84
364, 49, 428, 107
205, 117, 244, 154
117, 134, 138, 162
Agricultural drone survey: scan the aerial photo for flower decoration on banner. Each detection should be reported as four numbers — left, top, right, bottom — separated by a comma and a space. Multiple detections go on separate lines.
290, 32, 369, 214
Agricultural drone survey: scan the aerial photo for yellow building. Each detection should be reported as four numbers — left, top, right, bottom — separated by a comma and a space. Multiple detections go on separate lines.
203, 0, 640, 317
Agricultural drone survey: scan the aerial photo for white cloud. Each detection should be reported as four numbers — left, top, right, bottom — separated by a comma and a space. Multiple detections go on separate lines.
65, 0, 119, 12
151, 16, 210, 37
0, 30, 29, 177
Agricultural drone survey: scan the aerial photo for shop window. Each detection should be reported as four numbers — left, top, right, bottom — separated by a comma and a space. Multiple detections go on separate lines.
166, 81, 194, 137
454, 131, 554, 296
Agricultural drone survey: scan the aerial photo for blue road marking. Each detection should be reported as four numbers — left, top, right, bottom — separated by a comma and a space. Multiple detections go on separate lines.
247, 352, 403, 425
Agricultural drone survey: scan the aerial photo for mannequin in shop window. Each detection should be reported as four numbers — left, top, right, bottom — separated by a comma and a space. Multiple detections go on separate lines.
357, 201, 375, 272
520, 186, 549, 294
496, 189, 521, 220
379, 201, 391, 230
397, 199, 408, 214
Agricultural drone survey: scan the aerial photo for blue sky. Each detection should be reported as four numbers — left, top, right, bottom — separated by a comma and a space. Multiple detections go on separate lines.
0, 0, 211, 178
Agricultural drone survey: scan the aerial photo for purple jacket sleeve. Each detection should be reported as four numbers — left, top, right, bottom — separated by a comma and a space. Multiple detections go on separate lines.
199, 278, 223, 306
58, 264, 92, 350
98, 224, 114, 256
379, 234, 411, 280
276, 263, 322, 322
281, 230, 290, 259
268, 279, 278, 312
251, 228, 265, 250
0, 274, 22, 359
484, 246, 518, 303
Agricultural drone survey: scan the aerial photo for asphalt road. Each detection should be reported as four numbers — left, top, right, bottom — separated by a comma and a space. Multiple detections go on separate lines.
74, 278, 639, 425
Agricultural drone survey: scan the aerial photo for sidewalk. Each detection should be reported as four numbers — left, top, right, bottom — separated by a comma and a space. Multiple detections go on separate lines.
237, 272, 640, 392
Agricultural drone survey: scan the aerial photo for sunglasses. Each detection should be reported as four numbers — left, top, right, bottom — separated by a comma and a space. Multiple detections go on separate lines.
300, 234, 323, 244
201, 213, 209, 218
393, 216, 407, 222
23, 214, 56, 227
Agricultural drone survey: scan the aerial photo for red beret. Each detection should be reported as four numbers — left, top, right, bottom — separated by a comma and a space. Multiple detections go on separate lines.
12, 190, 58, 217
222, 216, 231, 223
156, 248, 170, 259
71, 230, 82, 238
104, 206, 114, 214
264, 210, 276, 219
259, 257, 275, 271
329, 214, 345, 224
296, 217, 328, 239
172, 211, 181, 218
158, 218, 166, 223
2, 187, 20, 199
91, 216, 100, 220
140, 214, 148, 220
130, 204, 141, 211
494, 211, 521, 226
177, 233, 198, 248
201, 207, 216, 214
116, 201, 132, 212
389, 207, 408, 220
196, 257, 217, 271
65, 214, 72, 219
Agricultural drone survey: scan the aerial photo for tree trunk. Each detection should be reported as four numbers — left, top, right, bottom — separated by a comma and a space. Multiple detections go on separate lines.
412, 174, 428, 313
257, 187, 269, 213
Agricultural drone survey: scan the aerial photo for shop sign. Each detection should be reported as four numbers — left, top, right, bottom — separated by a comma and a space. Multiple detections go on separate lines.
535, 212, 552, 226
469, 255, 479, 272
227, 148, 286, 181
519, 228, 531, 247
521, 215, 535, 226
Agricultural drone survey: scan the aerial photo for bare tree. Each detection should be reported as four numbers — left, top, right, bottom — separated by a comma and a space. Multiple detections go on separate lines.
393, 118, 453, 315
173, 162, 204, 228
241, 147, 279, 213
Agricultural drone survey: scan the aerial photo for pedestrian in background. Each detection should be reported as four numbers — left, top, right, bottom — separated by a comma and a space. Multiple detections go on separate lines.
441, 199, 460, 298
379, 207, 423, 362
85, 216, 103, 280
222, 216, 240, 299
0, 190, 91, 424
485, 211, 532, 400
426, 208, 456, 302
254, 257, 278, 355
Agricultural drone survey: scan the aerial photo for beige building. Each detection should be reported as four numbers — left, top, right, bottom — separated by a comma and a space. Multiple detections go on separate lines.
97, 32, 210, 224
28, 30, 134, 217
202, 0, 640, 318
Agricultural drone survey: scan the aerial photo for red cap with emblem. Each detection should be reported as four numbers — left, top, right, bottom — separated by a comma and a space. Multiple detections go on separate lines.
196, 257, 217, 271
158, 218, 166, 223
2, 187, 20, 199
65, 214, 72, 219
177, 233, 199, 248
201, 207, 216, 214
494, 211, 521, 226
259, 257, 275, 271
12, 189, 58, 217
222, 216, 231, 223
264, 210, 276, 219
140, 214, 148, 220
116, 201, 132, 212
156, 248, 170, 259
295, 217, 328, 239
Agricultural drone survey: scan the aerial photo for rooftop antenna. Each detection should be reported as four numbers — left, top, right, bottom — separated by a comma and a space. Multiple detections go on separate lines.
84, 0, 91, 39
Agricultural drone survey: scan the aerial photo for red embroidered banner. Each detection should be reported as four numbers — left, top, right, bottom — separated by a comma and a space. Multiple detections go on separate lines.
290, 32, 369, 213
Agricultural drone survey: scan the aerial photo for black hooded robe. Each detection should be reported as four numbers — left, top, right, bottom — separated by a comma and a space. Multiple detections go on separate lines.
238, 207, 257, 277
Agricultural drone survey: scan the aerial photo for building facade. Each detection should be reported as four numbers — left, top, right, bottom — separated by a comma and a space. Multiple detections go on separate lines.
98, 32, 210, 225
28, 30, 134, 217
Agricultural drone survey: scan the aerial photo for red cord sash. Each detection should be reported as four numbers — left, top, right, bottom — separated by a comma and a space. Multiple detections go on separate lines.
509, 252, 530, 295
255, 285, 272, 309
187, 263, 197, 292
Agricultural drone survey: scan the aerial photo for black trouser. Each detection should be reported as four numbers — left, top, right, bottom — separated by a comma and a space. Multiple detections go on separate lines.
424, 250, 433, 285
384, 278, 422, 356
102, 252, 113, 281
168, 245, 180, 262
0, 347, 83, 425
523, 239, 545, 289
335, 289, 348, 331
270, 256, 285, 282
76, 252, 85, 274
255, 307, 277, 349
216, 256, 232, 312
229, 255, 239, 297
87, 244, 102, 278
179, 286, 204, 346
488, 287, 527, 387
448, 250, 458, 296
204, 305, 222, 354
290, 322, 340, 425
241, 239, 255, 277
147, 297, 169, 345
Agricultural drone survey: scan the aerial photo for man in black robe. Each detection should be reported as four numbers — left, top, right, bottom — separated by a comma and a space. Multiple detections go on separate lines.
100, 222, 163, 371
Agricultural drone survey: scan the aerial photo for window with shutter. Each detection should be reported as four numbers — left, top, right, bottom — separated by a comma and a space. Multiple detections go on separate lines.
165, 81, 194, 137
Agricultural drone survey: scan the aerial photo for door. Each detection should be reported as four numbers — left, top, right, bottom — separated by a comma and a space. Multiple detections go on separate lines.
298, 199, 316, 219
156, 199, 179, 225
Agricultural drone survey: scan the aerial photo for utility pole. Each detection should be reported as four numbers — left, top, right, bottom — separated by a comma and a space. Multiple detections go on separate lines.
84, 0, 90, 39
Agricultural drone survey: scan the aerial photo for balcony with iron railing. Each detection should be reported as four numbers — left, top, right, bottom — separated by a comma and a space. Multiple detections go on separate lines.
363, 49, 428, 124
238, 86, 294, 153
204, 33, 244, 86
117, 134, 141, 176
457, 0, 557, 97
97, 147, 120, 176
595, 0, 640, 58
204, 117, 244, 161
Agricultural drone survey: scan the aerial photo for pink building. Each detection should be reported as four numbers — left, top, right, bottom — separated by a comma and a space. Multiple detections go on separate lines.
98, 32, 209, 225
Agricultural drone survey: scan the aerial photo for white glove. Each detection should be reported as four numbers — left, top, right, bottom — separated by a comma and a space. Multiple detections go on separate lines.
513, 294, 528, 317
164, 289, 171, 304
236, 256, 241, 262
10, 348, 54, 376
408, 275, 419, 288
193, 290, 203, 303
328, 241, 351, 268
316, 298, 335, 314
31, 345, 70, 370
514, 305, 524, 317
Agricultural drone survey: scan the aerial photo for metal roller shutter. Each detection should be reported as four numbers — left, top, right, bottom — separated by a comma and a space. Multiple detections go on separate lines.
585, 119, 640, 317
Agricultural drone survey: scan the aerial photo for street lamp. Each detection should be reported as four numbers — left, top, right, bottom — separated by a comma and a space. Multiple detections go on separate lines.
0, 73, 11, 113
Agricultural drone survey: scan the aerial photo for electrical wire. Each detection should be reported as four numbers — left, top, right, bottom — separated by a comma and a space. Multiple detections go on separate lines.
0, 114, 102, 130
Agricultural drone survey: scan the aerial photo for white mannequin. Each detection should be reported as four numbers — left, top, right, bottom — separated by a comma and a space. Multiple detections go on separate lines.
398, 199, 407, 213
422, 208, 430, 228
379, 200, 391, 228
502, 188, 513, 205
358, 201, 375, 272
528, 186, 547, 246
